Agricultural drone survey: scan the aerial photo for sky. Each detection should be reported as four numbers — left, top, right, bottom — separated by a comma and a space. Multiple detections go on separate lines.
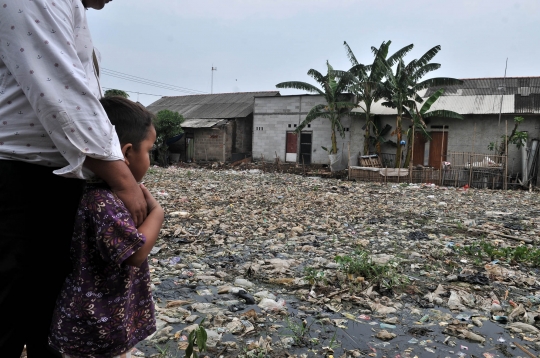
87, 0, 540, 106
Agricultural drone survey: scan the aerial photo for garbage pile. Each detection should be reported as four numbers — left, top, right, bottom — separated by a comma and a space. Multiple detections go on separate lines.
132, 166, 540, 357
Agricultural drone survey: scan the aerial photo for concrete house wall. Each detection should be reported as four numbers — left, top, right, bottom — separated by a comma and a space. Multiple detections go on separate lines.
253, 95, 358, 165
253, 94, 540, 176
375, 114, 540, 175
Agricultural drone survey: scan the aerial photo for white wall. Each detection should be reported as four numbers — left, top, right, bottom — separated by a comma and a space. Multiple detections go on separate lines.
253, 95, 358, 165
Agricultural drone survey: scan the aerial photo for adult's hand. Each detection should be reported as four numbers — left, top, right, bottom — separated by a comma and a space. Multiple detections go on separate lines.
84, 158, 147, 226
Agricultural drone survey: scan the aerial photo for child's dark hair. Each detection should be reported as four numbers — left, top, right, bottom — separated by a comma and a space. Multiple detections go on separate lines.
100, 96, 155, 149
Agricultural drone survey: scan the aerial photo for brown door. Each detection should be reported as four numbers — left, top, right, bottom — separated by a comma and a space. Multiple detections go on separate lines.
286, 132, 298, 153
285, 132, 298, 162
429, 131, 448, 169
412, 132, 427, 166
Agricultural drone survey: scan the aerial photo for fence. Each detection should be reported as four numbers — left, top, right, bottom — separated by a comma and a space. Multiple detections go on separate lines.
349, 151, 510, 189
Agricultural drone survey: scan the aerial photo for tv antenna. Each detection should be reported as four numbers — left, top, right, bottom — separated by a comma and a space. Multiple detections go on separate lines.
498, 58, 508, 126
211, 65, 217, 94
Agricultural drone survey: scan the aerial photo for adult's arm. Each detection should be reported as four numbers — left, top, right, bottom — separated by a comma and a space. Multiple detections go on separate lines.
0, 1, 123, 178
0, 1, 147, 223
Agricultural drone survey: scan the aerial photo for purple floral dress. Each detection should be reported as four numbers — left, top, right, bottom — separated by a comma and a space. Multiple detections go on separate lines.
49, 184, 156, 358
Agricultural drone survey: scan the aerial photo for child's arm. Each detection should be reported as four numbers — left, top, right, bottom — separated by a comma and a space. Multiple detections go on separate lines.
124, 184, 164, 267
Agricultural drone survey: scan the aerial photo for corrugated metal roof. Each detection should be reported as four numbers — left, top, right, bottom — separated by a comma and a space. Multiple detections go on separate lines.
354, 95, 515, 115
352, 77, 540, 115
181, 118, 227, 128
146, 91, 280, 119
422, 77, 540, 113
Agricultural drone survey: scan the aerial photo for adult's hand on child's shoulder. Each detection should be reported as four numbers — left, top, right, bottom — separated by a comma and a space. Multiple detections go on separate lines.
140, 183, 161, 213
84, 158, 148, 226
116, 181, 148, 227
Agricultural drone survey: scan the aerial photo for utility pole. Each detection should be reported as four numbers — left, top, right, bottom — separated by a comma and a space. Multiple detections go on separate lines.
211, 65, 217, 94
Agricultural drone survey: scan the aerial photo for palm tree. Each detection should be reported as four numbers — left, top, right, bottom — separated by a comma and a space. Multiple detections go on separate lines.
380, 45, 463, 167
343, 41, 413, 155
276, 61, 355, 155
402, 89, 463, 167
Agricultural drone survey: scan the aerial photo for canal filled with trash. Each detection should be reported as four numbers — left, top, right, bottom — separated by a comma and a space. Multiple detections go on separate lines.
132, 166, 540, 357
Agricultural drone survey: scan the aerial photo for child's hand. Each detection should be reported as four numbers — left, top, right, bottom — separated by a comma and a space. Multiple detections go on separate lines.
140, 183, 161, 213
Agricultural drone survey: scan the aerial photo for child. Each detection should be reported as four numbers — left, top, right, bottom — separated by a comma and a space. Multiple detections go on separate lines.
48, 97, 164, 358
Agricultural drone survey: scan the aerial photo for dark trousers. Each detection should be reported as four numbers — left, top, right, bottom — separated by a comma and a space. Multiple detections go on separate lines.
0, 160, 85, 358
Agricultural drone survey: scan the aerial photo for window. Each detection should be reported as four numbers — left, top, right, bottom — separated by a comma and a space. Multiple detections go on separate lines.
288, 124, 291, 128
256, 127, 264, 131
307, 124, 311, 128
294, 124, 297, 128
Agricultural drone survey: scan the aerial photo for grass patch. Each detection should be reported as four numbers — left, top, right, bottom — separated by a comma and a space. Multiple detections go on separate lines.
335, 249, 410, 290
455, 240, 540, 266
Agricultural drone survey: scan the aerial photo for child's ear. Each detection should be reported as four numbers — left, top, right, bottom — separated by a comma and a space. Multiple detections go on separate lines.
121, 143, 133, 165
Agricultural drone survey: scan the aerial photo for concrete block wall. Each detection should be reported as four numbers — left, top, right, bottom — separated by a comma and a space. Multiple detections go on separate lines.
235, 115, 253, 154
254, 95, 359, 164
193, 127, 225, 161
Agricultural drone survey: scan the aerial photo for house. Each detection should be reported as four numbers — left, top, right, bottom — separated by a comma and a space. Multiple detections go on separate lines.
147, 91, 280, 162
253, 94, 356, 165
253, 77, 540, 179
361, 77, 540, 175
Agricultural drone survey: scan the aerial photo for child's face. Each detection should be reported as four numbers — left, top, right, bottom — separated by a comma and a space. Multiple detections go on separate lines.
126, 126, 156, 183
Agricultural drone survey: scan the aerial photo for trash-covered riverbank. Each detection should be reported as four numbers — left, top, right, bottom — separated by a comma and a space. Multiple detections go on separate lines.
118, 167, 540, 357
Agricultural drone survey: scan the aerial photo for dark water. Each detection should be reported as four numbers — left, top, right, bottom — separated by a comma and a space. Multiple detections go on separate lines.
136, 279, 538, 357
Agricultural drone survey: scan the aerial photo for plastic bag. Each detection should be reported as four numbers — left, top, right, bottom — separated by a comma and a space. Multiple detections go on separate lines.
258, 298, 286, 312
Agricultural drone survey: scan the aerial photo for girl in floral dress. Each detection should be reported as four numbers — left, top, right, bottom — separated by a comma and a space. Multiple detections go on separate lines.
49, 97, 164, 358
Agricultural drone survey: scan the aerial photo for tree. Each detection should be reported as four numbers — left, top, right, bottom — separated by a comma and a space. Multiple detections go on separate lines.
380, 45, 462, 167
343, 40, 413, 155
154, 110, 184, 166
276, 61, 355, 155
488, 116, 527, 156
104, 89, 129, 98
367, 116, 394, 157
402, 89, 463, 167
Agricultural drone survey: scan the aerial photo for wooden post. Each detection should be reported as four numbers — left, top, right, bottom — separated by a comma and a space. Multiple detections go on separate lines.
385, 167, 388, 186
205, 147, 208, 162
275, 151, 280, 172
262, 154, 265, 172
439, 125, 445, 185
302, 155, 306, 176
410, 125, 415, 184
505, 120, 508, 190
348, 142, 351, 180
469, 124, 476, 188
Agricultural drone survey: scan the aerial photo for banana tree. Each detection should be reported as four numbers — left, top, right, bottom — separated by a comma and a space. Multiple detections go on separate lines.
276, 61, 355, 154
367, 116, 394, 157
402, 89, 463, 167
380, 45, 463, 167
343, 41, 413, 155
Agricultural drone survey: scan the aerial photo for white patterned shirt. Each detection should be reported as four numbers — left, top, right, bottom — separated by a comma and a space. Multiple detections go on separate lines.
0, 0, 123, 179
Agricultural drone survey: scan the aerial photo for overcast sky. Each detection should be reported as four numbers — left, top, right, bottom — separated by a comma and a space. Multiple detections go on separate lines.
87, 0, 539, 106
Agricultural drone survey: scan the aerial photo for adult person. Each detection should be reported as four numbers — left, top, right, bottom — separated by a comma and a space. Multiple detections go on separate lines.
0, 0, 148, 357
